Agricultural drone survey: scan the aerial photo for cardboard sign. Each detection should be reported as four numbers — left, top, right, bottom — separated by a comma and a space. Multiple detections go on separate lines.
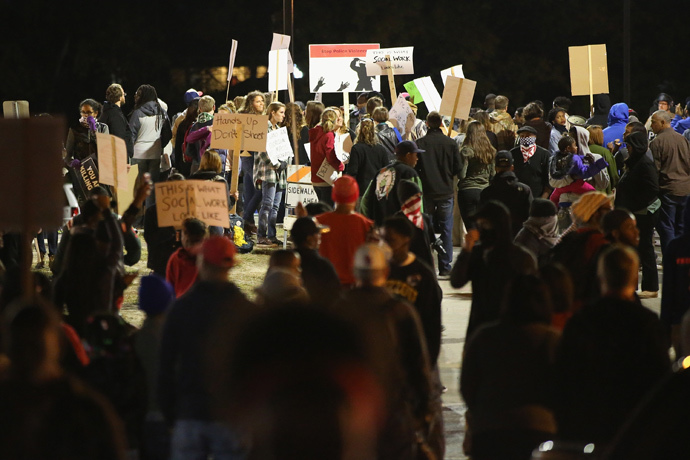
365, 46, 414, 76
414, 77, 442, 112
226, 39, 238, 82
439, 76, 477, 121
266, 127, 294, 165
569, 44, 609, 96
3, 100, 30, 118
334, 133, 353, 163
403, 81, 424, 104
309, 43, 381, 93
72, 157, 100, 200
96, 133, 128, 189
389, 95, 415, 136
440, 65, 465, 85
155, 180, 230, 228
116, 167, 139, 216
0, 117, 65, 230
268, 49, 290, 92
315, 160, 340, 185
210, 113, 268, 152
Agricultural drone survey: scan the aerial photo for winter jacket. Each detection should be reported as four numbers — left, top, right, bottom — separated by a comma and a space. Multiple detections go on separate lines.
671, 115, 690, 136
650, 128, 690, 196
360, 160, 423, 225
458, 146, 495, 191
376, 122, 400, 156
345, 142, 393, 196
99, 101, 133, 158
184, 119, 213, 164
615, 148, 659, 214
510, 145, 551, 197
414, 128, 463, 199
309, 126, 343, 186
480, 171, 533, 237
602, 103, 629, 148
585, 94, 611, 128
129, 101, 168, 160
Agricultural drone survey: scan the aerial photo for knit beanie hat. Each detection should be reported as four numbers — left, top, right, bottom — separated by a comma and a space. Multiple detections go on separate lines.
530, 198, 557, 218
331, 175, 359, 204
139, 274, 175, 316
571, 191, 614, 223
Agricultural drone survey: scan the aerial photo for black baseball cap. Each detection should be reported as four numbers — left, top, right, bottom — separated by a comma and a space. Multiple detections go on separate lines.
395, 140, 425, 156
495, 150, 513, 168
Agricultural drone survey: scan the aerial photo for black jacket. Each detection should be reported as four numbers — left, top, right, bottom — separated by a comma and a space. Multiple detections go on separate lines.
296, 247, 341, 308
415, 128, 463, 199
510, 145, 551, 198
615, 150, 659, 214
480, 171, 533, 237
345, 142, 392, 196
99, 101, 134, 158
361, 160, 422, 225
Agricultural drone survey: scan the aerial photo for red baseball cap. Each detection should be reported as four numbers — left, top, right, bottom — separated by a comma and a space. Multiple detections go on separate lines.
202, 236, 236, 268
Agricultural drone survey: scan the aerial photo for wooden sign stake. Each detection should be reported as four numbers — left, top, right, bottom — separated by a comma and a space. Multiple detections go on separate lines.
587, 45, 594, 118
343, 92, 350, 131
110, 136, 120, 204
385, 54, 397, 106
447, 80, 463, 137
230, 123, 243, 214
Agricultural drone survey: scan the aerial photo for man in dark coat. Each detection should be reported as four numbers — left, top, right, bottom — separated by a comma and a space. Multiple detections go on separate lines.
99, 83, 134, 158
510, 126, 552, 198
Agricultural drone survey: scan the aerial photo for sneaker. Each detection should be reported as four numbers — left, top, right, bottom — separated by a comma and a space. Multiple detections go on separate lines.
438, 268, 450, 278
257, 237, 278, 247
638, 291, 658, 299
244, 222, 257, 235
269, 237, 282, 246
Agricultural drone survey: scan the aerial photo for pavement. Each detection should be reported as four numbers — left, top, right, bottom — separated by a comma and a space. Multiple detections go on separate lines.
437, 247, 662, 460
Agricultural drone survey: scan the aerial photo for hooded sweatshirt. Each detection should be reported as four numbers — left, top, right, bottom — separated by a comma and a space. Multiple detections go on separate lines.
130, 101, 167, 160
309, 126, 343, 186
602, 103, 629, 148
585, 94, 611, 128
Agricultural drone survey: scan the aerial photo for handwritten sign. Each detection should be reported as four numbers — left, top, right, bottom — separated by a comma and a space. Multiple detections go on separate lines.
210, 113, 268, 151
414, 77, 443, 113
309, 43, 381, 94
365, 47, 414, 76
403, 81, 423, 104
155, 180, 230, 228
389, 95, 415, 136
334, 133, 353, 163
569, 44, 609, 96
440, 65, 465, 86
266, 127, 294, 165
96, 133, 128, 189
0, 117, 65, 230
226, 39, 238, 82
439, 76, 477, 121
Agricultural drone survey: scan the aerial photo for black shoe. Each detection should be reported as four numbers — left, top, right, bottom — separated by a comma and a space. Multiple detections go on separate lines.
438, 269, 450, 277
269, 237, 282, 246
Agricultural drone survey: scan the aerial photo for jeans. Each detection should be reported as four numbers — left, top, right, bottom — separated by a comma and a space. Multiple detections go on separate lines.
171, 419, 247, 460
656, 193, 687, 255
258, 182, 283, 239
637, 211, 659, 292
424, 195, 454, 273
241, 156, 261, 224
457, 188, 482, 230
36, 230, 58, 255
133, 158, 161, 209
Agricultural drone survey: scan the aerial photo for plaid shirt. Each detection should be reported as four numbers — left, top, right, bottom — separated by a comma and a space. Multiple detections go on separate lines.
253, 122, 287, 189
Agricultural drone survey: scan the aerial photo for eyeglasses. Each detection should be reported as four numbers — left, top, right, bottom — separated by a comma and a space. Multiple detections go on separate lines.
80, 110, 95, 115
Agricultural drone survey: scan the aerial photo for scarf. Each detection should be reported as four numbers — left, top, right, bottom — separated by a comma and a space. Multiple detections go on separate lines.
401, 195, 424, 230
523, 215, 560, 247
197, 112, 214, 124
554, 123, 567, 134
519, 136, 537, 162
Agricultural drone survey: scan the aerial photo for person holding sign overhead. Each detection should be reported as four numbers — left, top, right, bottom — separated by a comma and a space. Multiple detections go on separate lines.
310, 108, 346, 207
255, 101, 288, 246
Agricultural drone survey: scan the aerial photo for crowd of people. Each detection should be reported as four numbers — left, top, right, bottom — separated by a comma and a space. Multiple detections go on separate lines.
1, 81, 690, 460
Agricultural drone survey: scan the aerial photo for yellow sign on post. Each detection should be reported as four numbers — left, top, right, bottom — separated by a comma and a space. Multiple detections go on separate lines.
439, 76, 477, 136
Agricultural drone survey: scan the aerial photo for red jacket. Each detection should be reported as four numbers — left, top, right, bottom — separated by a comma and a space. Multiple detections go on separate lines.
309, 126, 343, 185
166, 247, 199, 298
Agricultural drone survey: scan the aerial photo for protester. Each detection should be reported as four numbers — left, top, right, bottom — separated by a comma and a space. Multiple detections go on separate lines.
172, 98, 199, 177
510, 126, 552, 198
548, 106, 567, 154
346, 118, 393, 198
35, 229, 58, 269
166, 217, 206, 298
100, 83, 134, 159
585, 94, 611, 128
522, 102, 551, 150
395, 179, 436, 267
489, 95, 516, 135
602, 102, 630, 149
255, 268, 309, 307
373, 106, 400, 155
310, 108, 345, 207
65, 98, 110, 166
472, 111, 499, 151
238, 90, 266, 236
671, 101, 690, 135
458, 121, 497, 229
514, 198, 558, 267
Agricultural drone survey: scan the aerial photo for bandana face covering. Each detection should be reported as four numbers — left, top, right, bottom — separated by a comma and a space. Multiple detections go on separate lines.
519, 136, 537, 162
401, 194, 424, 229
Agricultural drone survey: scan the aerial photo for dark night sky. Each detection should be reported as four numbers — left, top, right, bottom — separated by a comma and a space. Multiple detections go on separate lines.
2, 0, 689, 121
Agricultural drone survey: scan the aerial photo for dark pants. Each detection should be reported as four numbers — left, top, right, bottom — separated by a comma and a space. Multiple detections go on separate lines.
241, 156, 261, 224
657, 193, 687, 255
424, 195, 454, 273
36, 230, 58, 255
134, 158, 161, 209
457, 188, 482, 230
314, 185, 334, 208
637, 211, 660, 292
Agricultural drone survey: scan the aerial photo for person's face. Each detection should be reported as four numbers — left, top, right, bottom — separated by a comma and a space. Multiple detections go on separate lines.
357, 96, 367, 109
555, 111, 566, 126
650, 114, 664, 134
514, 111, 525, 124
120, 89, 126, 105
80, 104, 97, 121
383, 229, 409, 256
519, 132, 536, 140
658, 101, 669, 112
565, 141, 578, 154
403, 151, 418, 167
616, 217, 640, 247
335, 111, 344, 128
253, 96, 265, 113
623, 125, 633, 139
272, 107, 286, 124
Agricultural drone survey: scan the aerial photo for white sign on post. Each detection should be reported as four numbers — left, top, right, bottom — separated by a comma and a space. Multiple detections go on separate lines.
226, 39, 238, 82
271, 33, 291, 50
309, 43, 381, 93
365, 46, 415, 76
414, 77, 443, 113
440, 65, 465, 86
268, 49, 290, 92
210, 113, 269, 152
266, 127, 294, 165
388, 95, 415, 137
334, 133, 353, 163
439, 77, 477, 121
96, 133, 129, 189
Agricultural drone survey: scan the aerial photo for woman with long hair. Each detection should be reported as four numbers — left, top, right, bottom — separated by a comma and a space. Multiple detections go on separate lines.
458, 121, 496, 228
472, 111, 499, 151
254, 102, 287, 246
345, 118, 391, 197
238, 90, 265, 235
304, 101, 325, 129
172, 98, 199, 177
309, 108, 344, 206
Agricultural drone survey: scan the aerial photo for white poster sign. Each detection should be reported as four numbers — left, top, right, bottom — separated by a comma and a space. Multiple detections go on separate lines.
440, 65, 465, 86
414, 77, 443, 113
266, 127, 294, 165
365, 46, 414, 76
309, 43, 381, 94
268, 49, 290, 92
227, 40, 238, 82
388, 95, 415, 136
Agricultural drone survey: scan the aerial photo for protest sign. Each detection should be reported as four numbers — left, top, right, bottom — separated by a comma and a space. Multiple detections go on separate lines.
210, 112, 268, 152
365, 47, 414, 76
316, 160, 340, 185
304, 143, 311, 161
271, 33, 290, 50
441, 65, 465, 85
266, 127, 294, 165
226, 39, 238, 82
0, 117, 65, 230
285, 165, 318, 207
96, 133, 128, 189
439, 76, 477, 124
3, 100, 30, 118
116, 166, 139, 216
70, 157, 100, 201
268, 49, 290, 92
155, 180, 230, 228
309, 43, 381, 93
389, 95, 415, 136
403, 81, 424, 104
414, 77, 442, 113
334, 132, 353, 163
569, 44, 609, 114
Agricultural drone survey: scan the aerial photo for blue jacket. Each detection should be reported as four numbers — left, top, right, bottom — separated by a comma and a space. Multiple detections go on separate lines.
671, 115, 690, 135
602, 103, 629, 148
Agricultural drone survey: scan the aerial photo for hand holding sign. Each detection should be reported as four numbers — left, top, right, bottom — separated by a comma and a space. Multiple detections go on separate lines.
266, 127, 295, 165
389, 95, 415, 137
155, 180, 230, 228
